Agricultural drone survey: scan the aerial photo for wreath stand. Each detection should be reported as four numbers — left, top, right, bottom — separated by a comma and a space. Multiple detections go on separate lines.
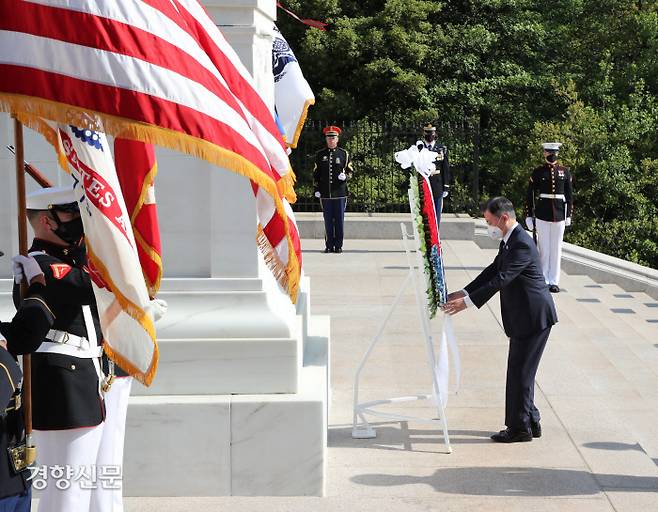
351, 213, 458, 454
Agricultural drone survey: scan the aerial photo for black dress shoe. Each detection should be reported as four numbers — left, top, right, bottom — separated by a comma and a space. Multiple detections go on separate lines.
531, 420, 542, 438
549, 285, 560, 293
335, 248, 343, 253
491, 428, 532, 443
324, 248, 333, 253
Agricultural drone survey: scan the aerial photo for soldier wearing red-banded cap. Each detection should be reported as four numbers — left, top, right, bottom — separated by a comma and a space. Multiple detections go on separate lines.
313, 126, 354, 253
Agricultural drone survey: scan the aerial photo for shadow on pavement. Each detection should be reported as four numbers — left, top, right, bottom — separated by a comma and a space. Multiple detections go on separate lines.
583, 441, 646, 452
329, 423, 494, 452
351, 466, 658, 496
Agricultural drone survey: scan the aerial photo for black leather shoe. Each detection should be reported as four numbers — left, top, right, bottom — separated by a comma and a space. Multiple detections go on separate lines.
549, 285, 560, 293
491, 428, 532, 443
335, 248, 343, 253
531, 420, 542, 438
324, 248, 333, 253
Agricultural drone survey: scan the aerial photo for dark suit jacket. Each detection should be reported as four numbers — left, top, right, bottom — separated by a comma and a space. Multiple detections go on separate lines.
464, 224, 557, 338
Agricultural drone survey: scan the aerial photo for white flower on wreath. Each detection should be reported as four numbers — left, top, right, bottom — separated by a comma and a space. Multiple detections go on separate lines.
394, 145, 439, 178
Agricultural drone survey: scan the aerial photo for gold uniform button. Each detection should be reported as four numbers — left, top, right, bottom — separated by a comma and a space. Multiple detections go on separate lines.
70, 364, 76, 370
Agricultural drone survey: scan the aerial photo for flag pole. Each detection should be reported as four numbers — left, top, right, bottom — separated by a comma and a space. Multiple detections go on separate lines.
12, 117, 35, 456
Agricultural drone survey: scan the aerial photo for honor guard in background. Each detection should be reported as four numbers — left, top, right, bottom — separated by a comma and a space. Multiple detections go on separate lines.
313, 126, 354, 253
524, 142, 574, 293
417, 124, 451, 226
10, 186, 105, 512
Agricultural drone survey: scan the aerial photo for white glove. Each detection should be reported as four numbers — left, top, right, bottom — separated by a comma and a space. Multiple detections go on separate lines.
337, 172, 347, 181
12, 255, 43, 285
565, 217, 572, 227
314, 191, 321, 198
146, 298, 168, 322
442, 191, 449, 198
525, 217, 534, 231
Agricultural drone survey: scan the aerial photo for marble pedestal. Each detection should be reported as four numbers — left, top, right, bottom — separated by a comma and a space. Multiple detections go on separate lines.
0, 0, 329, 497
123, 279, 329, 497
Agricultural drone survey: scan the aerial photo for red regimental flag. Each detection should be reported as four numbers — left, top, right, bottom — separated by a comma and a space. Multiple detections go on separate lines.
114, 138, 162, 298
421, 179, 440, 247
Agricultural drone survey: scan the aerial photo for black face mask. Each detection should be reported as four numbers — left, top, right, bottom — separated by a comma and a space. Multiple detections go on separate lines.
51, 214, 84, 245
424, 134, 435, 143
546, 153, 558, 164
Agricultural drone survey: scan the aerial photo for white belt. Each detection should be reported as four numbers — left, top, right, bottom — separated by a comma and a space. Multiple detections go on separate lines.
46, 329, 91, 350
38, 305, 103, 361
37, 341, 103, 359
539, 194, 565, 200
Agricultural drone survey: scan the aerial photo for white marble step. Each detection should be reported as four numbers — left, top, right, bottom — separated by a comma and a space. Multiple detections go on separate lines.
132, 334, 301, 395
537, 283, 658, 483
123, 315, 329, 497
563, 279, 658, 346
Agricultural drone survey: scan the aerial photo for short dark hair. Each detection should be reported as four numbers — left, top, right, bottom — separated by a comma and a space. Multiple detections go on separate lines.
483, 196, 516, 219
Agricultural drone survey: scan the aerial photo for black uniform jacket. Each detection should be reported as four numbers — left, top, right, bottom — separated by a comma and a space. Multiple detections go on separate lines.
419, 140, 451, 200
464, 225, 558, 339
0, 347, 29, 499
525, 163, 573, 222
8, 239, 105, 430
313, 147, 353, 198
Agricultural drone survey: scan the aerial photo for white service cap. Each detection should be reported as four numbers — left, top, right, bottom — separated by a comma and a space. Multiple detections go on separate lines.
26, 186, 78, 211
542, 142, 562, 151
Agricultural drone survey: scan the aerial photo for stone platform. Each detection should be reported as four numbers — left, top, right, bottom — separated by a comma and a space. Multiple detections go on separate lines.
116, 237, 658, 511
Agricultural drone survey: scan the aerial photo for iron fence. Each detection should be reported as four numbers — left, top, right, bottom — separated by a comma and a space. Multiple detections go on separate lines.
289, 119, 481, 214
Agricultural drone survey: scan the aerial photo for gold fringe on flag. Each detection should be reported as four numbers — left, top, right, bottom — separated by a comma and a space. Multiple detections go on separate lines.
1, 93, 301, 302
256, 224, 301, 303
287, 98, 315, 149
86, 243, 159, 386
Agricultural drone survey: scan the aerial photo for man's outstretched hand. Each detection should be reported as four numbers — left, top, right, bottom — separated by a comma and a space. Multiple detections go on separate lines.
442, 290, 467, 316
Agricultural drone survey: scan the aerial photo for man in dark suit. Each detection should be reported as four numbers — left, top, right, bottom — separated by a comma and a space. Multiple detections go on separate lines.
443, 197, 557, 443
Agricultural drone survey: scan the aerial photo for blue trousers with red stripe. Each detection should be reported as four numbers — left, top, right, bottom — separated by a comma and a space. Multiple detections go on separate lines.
321, 198, 346, 251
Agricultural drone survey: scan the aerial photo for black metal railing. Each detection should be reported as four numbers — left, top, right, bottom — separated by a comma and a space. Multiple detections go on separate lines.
289, 119, 480, 214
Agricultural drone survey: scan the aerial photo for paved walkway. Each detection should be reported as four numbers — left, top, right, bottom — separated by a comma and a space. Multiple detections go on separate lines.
126, 237, 658, 510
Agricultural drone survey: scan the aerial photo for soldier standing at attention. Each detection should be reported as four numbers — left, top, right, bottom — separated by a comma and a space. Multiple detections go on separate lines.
6, 186, 106, 512
313, 126, 353, 253
524, 142, 574, 293
417, 124, 451, 227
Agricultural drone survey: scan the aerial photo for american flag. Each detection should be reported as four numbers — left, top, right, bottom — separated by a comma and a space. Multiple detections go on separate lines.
0, 0, 302, 301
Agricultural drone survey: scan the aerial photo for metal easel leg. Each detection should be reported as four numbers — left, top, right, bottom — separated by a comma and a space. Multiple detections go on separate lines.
352, 271, 413, 439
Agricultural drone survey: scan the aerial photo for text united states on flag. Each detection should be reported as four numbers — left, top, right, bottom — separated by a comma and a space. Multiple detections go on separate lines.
58, 122, 159, 386
0, 0, 301, 301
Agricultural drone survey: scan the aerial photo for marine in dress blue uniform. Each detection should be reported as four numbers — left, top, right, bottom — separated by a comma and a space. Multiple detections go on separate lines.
524, 143, 574, 293
6, 186, 105, 512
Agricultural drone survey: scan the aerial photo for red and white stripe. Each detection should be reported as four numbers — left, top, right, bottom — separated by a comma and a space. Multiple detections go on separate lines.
0, 0, 302, 299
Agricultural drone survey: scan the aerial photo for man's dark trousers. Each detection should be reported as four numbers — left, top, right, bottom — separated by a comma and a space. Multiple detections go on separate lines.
321, 198, 346, 251
506, 325, 551, 430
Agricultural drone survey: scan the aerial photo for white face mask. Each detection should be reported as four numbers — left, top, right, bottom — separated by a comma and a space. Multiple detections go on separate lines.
487, 217, 505, 240
487, 225, 504, 240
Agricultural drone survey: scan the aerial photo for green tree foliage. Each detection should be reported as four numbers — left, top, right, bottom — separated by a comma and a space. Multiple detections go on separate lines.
278, 0, 658, 267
